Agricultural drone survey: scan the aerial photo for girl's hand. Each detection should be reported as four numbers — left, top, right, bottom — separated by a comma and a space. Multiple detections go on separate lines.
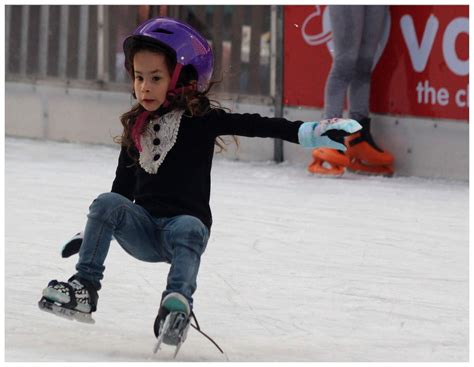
298, 118, 362, 150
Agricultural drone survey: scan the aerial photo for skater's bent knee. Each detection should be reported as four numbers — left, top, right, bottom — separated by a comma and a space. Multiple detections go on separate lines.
93, 192, 130, 206
176, 215, 207, 232
88, 192, 131, 219
168, 215, 209, 245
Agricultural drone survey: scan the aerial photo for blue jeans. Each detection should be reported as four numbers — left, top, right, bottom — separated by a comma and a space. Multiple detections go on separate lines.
74, 192, 209, 308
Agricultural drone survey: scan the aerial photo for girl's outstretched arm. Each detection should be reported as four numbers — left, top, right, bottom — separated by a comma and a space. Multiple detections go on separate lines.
204, 109, 361, 149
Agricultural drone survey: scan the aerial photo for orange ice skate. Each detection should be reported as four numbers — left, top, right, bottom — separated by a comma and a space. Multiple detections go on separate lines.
308, 148, 349, 176
344, 118, 394, 176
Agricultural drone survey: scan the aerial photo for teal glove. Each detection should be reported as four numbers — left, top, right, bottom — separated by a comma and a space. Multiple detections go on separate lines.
298, 118, 362, 151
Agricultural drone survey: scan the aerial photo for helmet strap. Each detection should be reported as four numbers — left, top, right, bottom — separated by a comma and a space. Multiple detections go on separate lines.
168, 63, 183, 91
166, 62, 199, 108
162, 63, 183, 108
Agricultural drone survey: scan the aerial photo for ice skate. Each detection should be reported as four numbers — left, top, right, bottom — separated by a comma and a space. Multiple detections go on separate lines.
344, 118, 394, 176
308, 147, 349, 176
153, 292, 192, 357
38, 276, 98, 324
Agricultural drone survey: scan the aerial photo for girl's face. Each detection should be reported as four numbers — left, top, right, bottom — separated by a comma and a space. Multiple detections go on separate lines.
133, 50, 172, 111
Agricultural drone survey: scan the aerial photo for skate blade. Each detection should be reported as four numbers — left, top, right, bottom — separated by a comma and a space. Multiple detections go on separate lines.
308, 159, 345, 177
153, 339, 184, 359
153, 312, 189, 358
153, 341, 184, 359
347, 160, 394, 176
38, 297, 95, 324
153, 314, 170, 354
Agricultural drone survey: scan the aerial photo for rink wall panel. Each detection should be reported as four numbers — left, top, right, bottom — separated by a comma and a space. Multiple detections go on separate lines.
5, 82, 469, 180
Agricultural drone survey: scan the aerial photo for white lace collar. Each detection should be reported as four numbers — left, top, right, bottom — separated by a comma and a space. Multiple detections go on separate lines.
138, 109, 184, 174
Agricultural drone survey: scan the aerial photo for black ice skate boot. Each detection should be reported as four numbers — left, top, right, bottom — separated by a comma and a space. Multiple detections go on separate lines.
153, 292, 192, 356
38, 276, 98, 324
153, 293, 225, 357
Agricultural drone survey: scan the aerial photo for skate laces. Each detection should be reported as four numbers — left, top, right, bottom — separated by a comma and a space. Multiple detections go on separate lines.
190, 311, 224, 354
70, 279, 85, 291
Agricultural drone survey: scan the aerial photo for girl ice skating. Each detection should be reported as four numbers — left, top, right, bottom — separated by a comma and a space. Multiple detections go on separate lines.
38, 16, 361, 356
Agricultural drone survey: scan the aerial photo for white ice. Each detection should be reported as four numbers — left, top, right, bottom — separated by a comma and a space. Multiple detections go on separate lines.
5, 137, 469, 362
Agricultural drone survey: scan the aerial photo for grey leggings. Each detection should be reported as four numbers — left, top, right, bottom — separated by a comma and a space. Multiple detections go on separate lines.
323, 5, 388, 121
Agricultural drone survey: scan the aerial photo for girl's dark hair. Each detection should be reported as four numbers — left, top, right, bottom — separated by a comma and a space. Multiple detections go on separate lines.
115, 42, 237, 160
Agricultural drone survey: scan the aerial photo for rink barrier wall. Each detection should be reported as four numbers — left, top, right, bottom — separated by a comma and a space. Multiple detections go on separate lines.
5, 82, 469, 181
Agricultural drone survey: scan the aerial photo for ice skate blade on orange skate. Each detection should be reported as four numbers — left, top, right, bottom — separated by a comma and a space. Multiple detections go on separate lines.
308, 148, 348, 176
308, 160, 345, 176
347, 159, 394, 176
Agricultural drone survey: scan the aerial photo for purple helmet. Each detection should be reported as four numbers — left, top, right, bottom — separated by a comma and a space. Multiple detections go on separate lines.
123, 17, 213, 92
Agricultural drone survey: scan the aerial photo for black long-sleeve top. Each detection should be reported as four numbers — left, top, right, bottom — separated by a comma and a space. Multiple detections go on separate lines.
111, 108, 304, 229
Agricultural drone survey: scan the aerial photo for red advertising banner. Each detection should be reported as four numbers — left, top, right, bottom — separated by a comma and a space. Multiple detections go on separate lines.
284, 5, 469, 121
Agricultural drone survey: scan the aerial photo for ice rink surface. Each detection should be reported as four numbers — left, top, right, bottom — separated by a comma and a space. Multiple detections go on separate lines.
5, 137, 468, 362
